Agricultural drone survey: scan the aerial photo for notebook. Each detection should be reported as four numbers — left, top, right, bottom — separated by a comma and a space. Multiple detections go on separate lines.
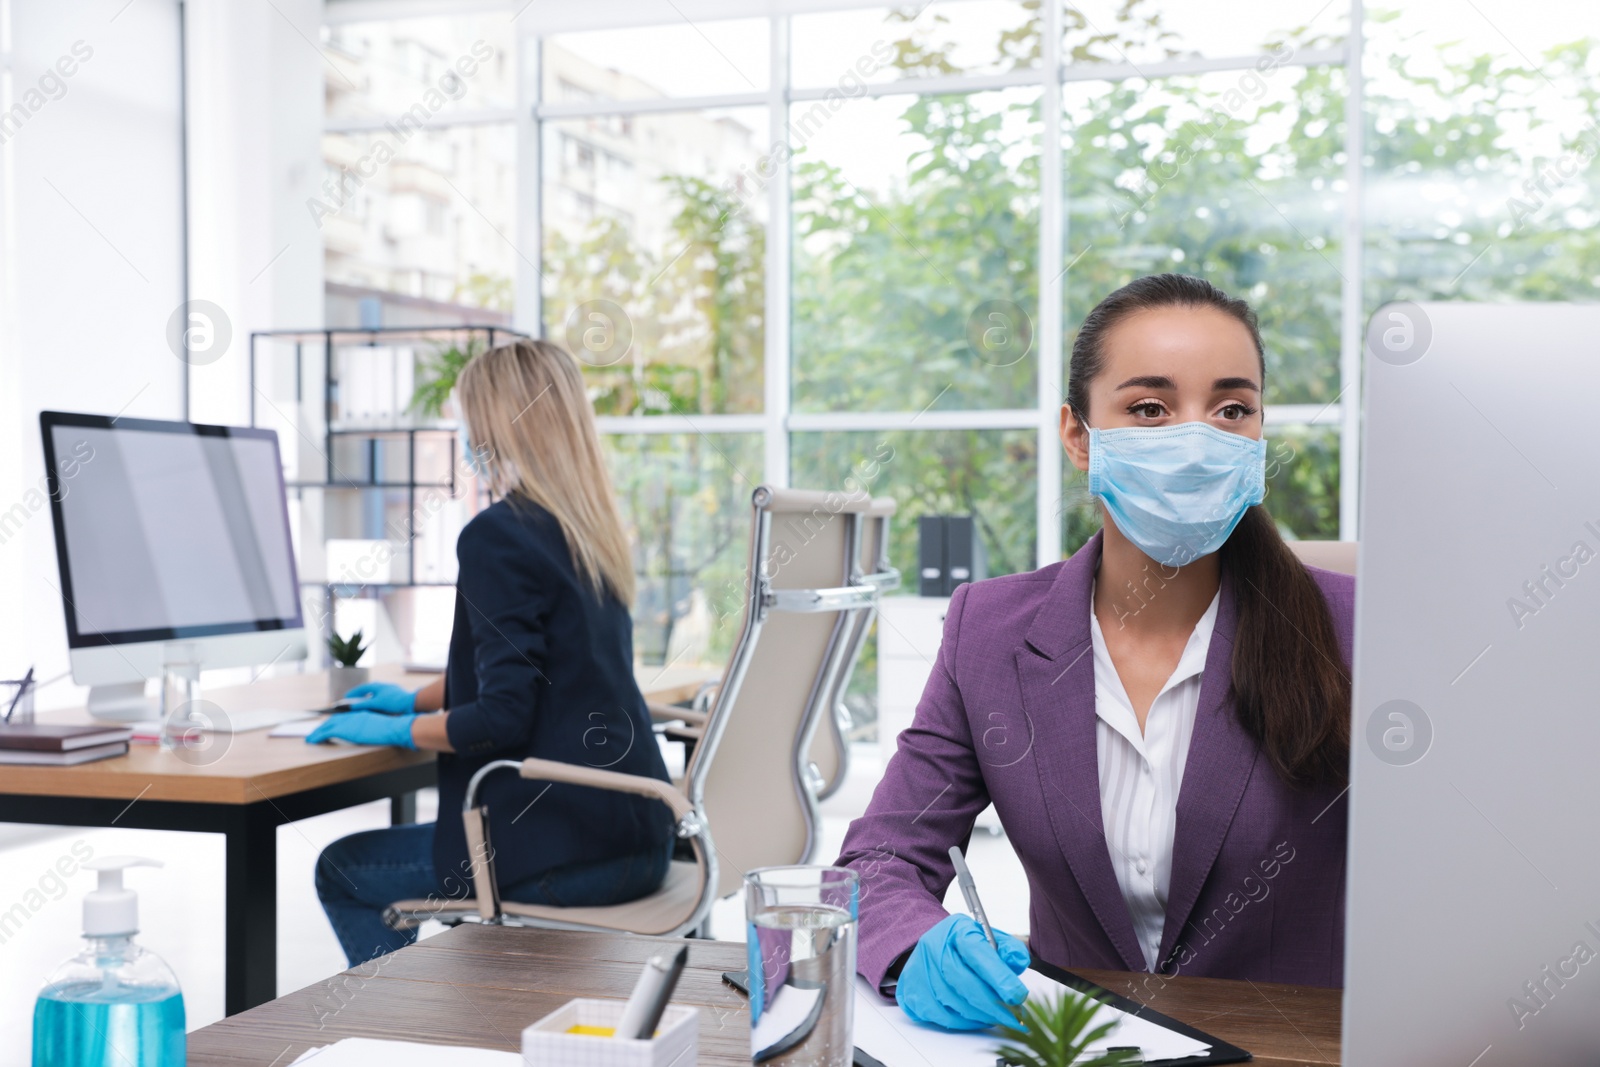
0, 723, 133, 751
0, 741, 129, 765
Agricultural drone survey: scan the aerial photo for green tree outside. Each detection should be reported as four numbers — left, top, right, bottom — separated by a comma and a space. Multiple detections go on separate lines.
538, 3, 1600, 707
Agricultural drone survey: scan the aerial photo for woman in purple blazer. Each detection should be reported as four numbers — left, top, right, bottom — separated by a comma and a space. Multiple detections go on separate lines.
836, 273, 1353, 1031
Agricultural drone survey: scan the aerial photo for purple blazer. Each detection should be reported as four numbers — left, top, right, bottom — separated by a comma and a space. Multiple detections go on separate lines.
837, 531, 1354, 990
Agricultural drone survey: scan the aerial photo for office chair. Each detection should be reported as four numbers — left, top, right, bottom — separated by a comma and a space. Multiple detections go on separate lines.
805, 496, 894, 799
383, 485, 899, 937
650, 495, 895, 801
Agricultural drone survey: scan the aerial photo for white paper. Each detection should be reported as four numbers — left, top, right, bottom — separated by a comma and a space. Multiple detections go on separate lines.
269, 718, 358, 744
127, 720, 165, 743
268, 718, 323, 738
286, 1037, 520, 1065
852, 971, 1211, 1066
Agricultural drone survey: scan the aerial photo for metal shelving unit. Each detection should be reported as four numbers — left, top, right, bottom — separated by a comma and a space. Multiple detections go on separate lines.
248, 325, 528, 656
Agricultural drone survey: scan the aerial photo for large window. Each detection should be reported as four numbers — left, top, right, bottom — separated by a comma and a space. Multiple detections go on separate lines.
528, 0, 1357, 672
321, 16, 518, 323
790, 88, 1042, 414
322, 0, 1600, 723
541, 105, 769, 416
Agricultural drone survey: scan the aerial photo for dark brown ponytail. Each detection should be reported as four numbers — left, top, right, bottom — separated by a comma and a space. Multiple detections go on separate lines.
1068, 273, 1350, 787
1219, 507, 1350, 785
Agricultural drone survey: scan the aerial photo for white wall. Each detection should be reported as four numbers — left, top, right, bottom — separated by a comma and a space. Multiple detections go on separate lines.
0, 0, 186, 705
0, 0, 324, 705
184, 0, 324, 428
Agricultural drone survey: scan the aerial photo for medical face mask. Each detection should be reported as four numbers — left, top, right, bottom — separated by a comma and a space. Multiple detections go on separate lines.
1087, 421, 1266, 568
461, 430, 492, 478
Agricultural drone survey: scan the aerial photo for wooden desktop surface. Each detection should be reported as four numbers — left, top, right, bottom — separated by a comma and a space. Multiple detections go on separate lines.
188, 924, 1343, 1066
3, 663, 716, 805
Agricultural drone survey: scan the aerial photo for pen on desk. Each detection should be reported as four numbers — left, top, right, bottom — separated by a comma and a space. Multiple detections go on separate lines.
615, 944, 688, 1040
4, 667, 33, 722
949, 844, 999, 952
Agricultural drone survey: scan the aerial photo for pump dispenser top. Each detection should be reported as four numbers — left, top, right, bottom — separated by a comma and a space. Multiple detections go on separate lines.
82, 856, 161, 937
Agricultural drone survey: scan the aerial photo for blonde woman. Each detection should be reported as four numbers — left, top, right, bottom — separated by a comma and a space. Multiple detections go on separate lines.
310, 339, 673, 967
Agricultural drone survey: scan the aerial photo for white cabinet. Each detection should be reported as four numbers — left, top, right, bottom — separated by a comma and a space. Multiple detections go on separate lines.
876, 597, 948, 766
876, 596, 1003, 834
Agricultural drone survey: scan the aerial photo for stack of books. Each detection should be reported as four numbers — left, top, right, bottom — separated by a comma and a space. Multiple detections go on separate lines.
0, 723, 133, 765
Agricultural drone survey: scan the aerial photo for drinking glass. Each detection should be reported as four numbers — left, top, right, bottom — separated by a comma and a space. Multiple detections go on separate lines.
158, 645, 201, 753
2, 676, 35, 725
745, 865, 859, 1067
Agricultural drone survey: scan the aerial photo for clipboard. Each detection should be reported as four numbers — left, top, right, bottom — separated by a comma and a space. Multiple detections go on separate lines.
1028, 956, 1252, 1065
723, 959, 1252, 1066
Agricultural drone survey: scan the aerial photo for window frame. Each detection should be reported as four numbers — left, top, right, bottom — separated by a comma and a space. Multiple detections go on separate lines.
324, 0, 1366, 560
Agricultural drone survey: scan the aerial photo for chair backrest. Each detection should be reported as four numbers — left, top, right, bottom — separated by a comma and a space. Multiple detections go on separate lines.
688, 486, 891, 898
806, 497, 896, 800
1287, 539, 1358, 576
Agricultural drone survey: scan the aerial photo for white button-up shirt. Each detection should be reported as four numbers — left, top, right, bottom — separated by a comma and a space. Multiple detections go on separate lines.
1088, 587, 1220, 971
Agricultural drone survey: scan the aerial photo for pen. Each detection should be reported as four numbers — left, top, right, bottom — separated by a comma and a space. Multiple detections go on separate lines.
949, 844, 999, 952
4, 667, 33, 723
615, 944, 688, 1040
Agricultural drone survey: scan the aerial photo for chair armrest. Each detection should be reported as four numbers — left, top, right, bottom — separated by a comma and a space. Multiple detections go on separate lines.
663, 724, 705, 743
460, 758, 704, 925
647, 701, 708, 727
691, 679, 721, 713
516, 757, 695, 823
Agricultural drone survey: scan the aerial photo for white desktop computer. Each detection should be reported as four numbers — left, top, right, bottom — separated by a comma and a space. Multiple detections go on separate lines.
1345, 303, 1600, 1064
40, 410, 308, 722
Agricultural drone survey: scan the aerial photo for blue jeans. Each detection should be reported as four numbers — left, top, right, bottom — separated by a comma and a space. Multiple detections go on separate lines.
315, 822, 671, 966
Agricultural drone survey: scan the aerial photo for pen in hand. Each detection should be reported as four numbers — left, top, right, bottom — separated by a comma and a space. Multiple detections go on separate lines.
949, 844, 999, 952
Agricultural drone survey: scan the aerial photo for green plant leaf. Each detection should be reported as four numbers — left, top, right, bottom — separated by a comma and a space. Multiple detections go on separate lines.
327, 629, 369, 667
409, 338, 485, 418
991, 987, 1139, 1067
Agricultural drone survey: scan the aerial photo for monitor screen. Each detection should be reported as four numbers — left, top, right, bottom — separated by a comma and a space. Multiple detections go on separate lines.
42, 412, 303, 646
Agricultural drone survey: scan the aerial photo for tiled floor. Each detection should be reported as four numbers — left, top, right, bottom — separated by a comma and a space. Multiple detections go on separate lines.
0, 742, 1029, 1065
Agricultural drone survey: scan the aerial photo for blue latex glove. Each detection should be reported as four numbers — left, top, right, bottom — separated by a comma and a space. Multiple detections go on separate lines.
306, 711, 416, 749
342, 682, 417, 715
896, 914, 1031, 1031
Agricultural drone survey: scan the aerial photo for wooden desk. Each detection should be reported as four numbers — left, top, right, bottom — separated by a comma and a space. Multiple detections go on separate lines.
0, 663, 716, 1016
189, 925, 1343, 1065
633, 662, 720, 707
1078, 968, 1341, 1065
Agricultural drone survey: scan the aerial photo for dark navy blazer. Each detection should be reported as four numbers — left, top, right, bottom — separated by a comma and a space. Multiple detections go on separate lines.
434, 495, 673, 893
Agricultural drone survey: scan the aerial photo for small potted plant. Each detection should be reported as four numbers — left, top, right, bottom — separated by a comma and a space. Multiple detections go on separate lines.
327, 629, 371, 700
993, 987, 1141, 1067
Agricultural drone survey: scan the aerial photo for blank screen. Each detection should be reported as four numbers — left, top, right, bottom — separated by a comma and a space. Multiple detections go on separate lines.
53, 424, 300, 637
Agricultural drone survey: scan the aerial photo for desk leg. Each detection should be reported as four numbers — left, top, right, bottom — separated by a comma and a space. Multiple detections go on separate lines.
390, 790, 417, 825
224, 804, 278, 1015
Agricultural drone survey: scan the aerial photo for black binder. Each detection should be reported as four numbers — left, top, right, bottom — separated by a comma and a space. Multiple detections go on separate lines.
917, 515, 945, 596
918, 514, 988, 596
942, 514, 986, 593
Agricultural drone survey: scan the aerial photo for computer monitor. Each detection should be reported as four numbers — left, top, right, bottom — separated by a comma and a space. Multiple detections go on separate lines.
1344, 303, 1600, 1063
40, 411, 307, 718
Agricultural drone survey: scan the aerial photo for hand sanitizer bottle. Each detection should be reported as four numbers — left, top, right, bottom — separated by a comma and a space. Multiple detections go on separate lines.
32, 857, 185, 1067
